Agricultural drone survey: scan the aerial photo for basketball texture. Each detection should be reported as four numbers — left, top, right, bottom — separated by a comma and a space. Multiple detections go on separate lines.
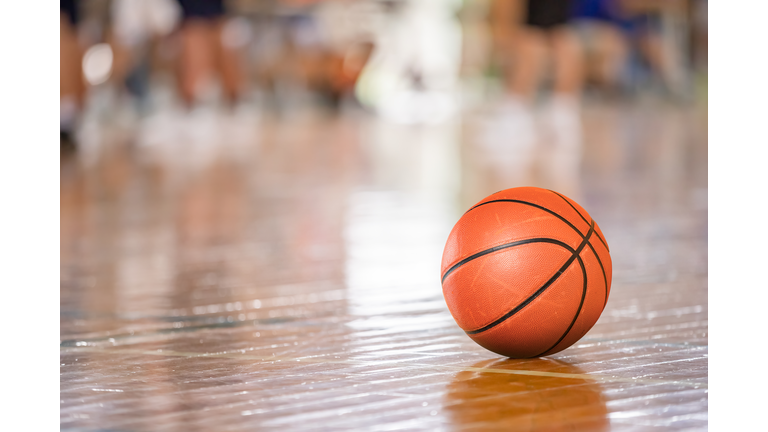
440, 187, 612, 358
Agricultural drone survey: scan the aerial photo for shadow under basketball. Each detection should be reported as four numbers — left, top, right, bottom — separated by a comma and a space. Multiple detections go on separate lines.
444, 358, 609, 431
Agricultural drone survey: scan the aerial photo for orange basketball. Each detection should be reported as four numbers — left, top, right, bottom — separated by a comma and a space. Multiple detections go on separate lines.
440, 187, 612, 358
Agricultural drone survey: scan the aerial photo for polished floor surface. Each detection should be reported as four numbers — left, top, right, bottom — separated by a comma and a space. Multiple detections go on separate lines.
61, 99, 707, 431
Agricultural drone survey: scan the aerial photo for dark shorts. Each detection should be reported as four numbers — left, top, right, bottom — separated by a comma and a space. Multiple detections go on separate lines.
60, 0, 79, 26
177, 0, 225, 20
525, 0, 573, 29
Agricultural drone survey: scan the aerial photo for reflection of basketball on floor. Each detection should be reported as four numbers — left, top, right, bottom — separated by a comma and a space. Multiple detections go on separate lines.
445, 358, 609, 431
441, 187, 612, 358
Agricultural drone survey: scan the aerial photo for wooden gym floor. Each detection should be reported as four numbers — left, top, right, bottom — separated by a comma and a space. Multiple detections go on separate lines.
61, 100, 707, 431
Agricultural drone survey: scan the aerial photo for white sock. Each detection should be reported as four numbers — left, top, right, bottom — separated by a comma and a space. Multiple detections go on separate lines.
543, 94, 582, 149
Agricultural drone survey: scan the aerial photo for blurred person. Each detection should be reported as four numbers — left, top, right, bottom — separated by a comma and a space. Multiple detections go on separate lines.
269, 0, 335, 110
572, 0, 633, 97
109, 0, 181, 112
489, 0, 584, 149
574, 0, 687, 99
621, 0, 691, 100
273, 0, 377, 111
176, 0, 248, 108
691, 0, 706, 73
61, 0, 85, 146
310, 0, 377, 108
573, 0, 692, 100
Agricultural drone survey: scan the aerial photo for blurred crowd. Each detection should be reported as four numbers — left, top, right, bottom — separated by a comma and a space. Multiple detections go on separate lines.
60, 0, 707, 147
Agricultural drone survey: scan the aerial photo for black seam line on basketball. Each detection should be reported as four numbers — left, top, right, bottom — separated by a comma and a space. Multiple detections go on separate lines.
548, 189, 609, 252
587, 241, 609, 310
465, 221, 595, 336
468, 196, 610, 258
453, 197, 598, 294
463, 239, 575, 335
533, 254, 588, 358
441, 238, 567, 284
466, 199, 587, 240
548, 189, 590, 227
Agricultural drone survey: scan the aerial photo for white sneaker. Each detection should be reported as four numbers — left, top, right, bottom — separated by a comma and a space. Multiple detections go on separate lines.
542, 95, 583, 150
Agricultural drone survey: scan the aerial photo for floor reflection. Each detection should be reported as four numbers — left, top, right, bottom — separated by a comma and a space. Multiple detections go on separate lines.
445, 358, 609, 431
62, 101, 706, 430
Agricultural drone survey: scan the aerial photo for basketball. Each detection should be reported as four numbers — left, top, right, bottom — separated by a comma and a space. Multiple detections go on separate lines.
440, 187, 612, 358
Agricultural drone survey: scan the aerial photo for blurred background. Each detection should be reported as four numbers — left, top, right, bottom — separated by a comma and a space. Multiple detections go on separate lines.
60, 0, 708, 325
60, 0, 709, 344
61, 0, 707, 152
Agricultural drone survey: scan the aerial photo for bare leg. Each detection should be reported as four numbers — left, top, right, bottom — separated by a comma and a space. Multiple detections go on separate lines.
179, 19, 216, 106
508, 28, 547, 99
591, 24, 629, 91
639, 31, 687, 96
550, 27, 583, 96
216, 18, 247, 105
61, 13, 84, 134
